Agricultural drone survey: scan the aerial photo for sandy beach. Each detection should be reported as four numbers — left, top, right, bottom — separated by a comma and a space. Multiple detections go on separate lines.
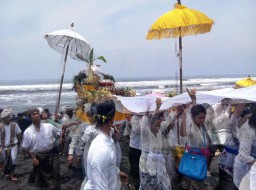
0, 150, 83, 190
0, 148, 220, 190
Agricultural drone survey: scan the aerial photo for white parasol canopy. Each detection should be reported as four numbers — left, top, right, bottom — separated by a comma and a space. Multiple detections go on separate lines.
45, 25, 90, 60
44, 23, 90, 115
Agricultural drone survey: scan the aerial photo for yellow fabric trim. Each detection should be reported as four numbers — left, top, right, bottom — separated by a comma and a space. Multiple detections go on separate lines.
236, 77, 256, 87
76, 108, 90, 123
114, 111, 126, 121
146, 3, 214, 39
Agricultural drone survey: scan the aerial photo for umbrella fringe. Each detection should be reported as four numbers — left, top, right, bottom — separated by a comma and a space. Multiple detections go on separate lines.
146, 24, 213, 40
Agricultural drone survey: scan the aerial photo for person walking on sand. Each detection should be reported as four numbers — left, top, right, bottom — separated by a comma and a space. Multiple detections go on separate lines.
84, 98, 128, 190
61, 108, 82, 156
22, 108, 61, 190
0, 108, 22, 181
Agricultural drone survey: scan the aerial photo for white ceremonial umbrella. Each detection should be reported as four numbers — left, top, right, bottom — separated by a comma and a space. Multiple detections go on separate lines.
44, 23, 90, 115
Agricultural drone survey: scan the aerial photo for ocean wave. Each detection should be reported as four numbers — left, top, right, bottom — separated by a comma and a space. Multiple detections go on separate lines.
0, 77, 242, 92
0, 83, 73, 93
0, 76, 248, 114
115, 77, 241, 88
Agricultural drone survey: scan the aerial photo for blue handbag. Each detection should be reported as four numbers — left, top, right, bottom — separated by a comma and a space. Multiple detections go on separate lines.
178, 147, 207, 181
178, 125, 209, 181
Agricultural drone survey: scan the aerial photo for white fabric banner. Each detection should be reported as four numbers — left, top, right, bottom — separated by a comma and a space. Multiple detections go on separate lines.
114, 86, 256, 114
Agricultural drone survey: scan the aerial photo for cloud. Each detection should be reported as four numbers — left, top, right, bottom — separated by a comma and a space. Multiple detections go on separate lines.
0, 0, 255, 81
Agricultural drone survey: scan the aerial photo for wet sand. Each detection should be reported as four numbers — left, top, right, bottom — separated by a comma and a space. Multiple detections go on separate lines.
0, 151, 83, 190
0, 150, 219, 190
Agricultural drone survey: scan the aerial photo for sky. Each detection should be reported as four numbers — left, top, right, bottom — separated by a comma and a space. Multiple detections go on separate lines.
0, 0, 256, 82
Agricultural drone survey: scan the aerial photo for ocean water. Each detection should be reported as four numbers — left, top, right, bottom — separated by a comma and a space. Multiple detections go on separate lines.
0, 75, 251, 115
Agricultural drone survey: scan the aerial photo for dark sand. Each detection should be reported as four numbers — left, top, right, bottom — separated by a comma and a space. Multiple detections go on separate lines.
0, 150, 219, 190
0, 150, 83, 190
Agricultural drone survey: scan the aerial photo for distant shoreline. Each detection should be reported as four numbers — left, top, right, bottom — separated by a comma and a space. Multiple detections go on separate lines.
0, 73, 255, 85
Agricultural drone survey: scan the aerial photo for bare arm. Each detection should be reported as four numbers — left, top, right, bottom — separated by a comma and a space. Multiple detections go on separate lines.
62, 120, 82, 129
186, 88, 197, 106
152, 98, 162, 115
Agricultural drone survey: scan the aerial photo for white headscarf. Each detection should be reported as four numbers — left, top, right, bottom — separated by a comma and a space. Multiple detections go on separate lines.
0, 107, 12, 119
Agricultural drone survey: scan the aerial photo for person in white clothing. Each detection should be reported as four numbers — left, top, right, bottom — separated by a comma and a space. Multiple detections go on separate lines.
128, 115, 142, 189
233, 104, 256, 188
0, 108, 22, 181
139, 98, 173, 190
250, 161, 256, 190
67, 103, 94, 171
22, 108, 61, 190
239, 161, 256, 190
61, 108, 82, 155
84, 98, 128, 190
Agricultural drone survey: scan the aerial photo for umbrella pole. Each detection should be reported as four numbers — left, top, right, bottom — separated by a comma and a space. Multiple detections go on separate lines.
179, 36, 183, 94
177, 0, 182, 94
55, 45, 69, 116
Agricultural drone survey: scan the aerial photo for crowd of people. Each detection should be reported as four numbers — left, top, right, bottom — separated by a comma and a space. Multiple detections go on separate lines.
0, 90, 255, 190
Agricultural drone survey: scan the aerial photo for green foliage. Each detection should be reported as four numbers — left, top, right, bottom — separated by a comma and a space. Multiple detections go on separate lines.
97, 56, 107, 63
72, 72, 87, 90
78, 48, 107, 66
103, 74, 115, 82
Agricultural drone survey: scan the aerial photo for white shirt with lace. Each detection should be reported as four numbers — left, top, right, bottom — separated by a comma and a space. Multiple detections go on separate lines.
185, 115, 210, 148
250, 162, 256, 190
233, 121, 256, 188
218, 114, 240, 176
139, 115, 172, 190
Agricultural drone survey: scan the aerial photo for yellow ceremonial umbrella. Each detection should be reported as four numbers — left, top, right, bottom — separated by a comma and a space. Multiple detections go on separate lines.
146, 1, 214, 93
236, 76, 256, 88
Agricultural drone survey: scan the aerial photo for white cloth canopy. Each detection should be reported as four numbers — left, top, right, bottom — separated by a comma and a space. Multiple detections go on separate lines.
198, 85, 256, 102
114, 86, 256, 114
44, 27, 90, 60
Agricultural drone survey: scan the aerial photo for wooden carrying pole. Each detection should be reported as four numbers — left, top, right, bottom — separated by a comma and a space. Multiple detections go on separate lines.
55, 44, 69, 116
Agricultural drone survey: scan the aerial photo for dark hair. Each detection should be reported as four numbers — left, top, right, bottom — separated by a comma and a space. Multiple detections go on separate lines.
93, 99, 116, 125
201, 103, 211, 110
17, 113, 23, 117
44, 108, 49, 113
149, 114, 162, 127
191, 104, 206, 118
241, 107, 251, 118
65, 108, 74, 118
249, 104, 256, 129
27, 108, 40, 118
